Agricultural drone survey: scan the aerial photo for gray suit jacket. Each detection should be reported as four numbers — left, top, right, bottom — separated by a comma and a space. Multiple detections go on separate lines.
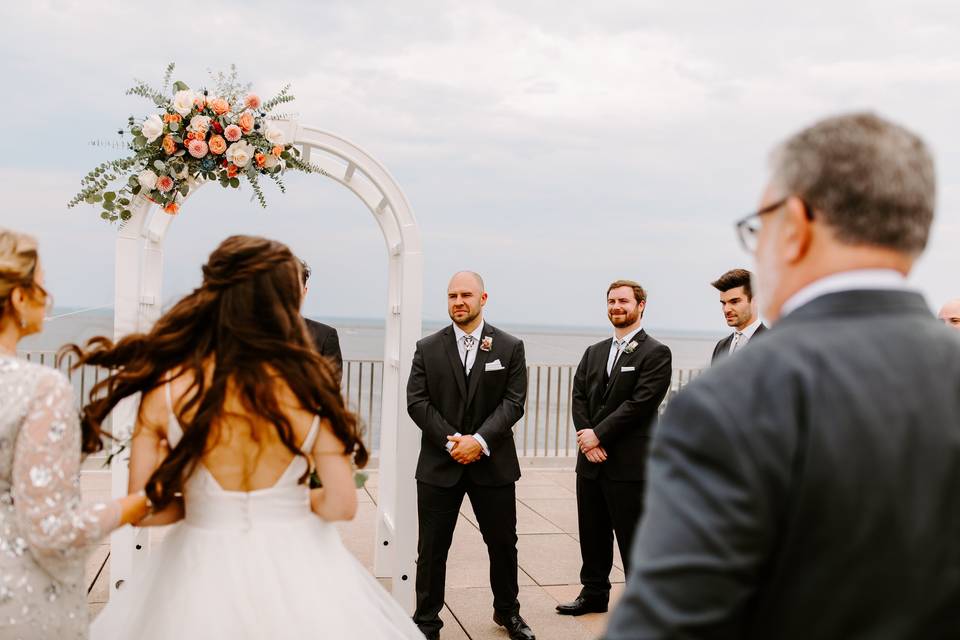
605, 290, 960, 639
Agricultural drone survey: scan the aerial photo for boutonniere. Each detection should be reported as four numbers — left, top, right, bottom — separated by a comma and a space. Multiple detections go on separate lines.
480, 336, 494, 352
623, 340, 639, 354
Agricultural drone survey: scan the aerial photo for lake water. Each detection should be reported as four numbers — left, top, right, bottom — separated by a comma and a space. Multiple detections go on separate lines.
23, 309, 722, 369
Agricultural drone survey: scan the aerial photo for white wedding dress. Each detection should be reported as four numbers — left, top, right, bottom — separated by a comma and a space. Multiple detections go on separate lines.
91, 397, 424, 639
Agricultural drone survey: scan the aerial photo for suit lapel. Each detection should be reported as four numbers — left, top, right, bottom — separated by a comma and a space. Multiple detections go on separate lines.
442, 326, 467, 399
604, 330, 647, 399
466, 324, 495, 409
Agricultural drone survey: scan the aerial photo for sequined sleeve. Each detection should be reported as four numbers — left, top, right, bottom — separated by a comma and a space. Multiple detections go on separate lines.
11, 369, 121, 575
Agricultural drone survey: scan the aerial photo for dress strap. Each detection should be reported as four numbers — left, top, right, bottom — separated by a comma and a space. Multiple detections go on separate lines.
301, 415, 321, 453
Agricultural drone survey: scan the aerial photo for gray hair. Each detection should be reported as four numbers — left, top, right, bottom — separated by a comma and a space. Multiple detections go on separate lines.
769, 112, 936, 254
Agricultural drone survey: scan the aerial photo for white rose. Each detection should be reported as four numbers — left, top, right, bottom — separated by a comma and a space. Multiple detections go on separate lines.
189, 114, 211, 132
137, 169, 158, 191
226, 141, 253, 168
140, 114, 164, 143
172, 90, 196, 117
264, 124, 286, 146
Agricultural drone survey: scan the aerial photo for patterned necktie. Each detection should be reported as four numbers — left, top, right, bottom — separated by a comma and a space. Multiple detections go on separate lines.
731, 331, 744, 354
609, 338, 625, 375
462, 335, 476, 372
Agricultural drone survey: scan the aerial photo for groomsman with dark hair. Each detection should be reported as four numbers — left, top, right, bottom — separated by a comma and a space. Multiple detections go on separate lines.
555, 279, 672, 617
407, 271, 535, 640
298, 258, 343, 376
710, 268, 765, 364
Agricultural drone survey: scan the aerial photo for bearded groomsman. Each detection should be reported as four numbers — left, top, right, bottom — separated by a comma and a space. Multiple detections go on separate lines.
555, 280, 672, 616
407, 272, 535, 640
710, 268, 766, 364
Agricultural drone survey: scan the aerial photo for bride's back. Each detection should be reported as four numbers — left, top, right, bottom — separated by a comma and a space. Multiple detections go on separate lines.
166, 365, 316, 493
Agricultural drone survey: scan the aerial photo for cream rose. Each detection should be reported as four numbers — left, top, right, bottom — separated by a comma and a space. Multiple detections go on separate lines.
226, 140, 254, 168
263, 153, 280, 170
189, 115, 211, 133
172, 90, 196, 117
264, 124, 286, 146
137, 169, 158, 191
141, 114, 164, 143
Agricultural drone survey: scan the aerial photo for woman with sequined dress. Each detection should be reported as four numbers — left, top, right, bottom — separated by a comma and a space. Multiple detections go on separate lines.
0, 229, 151, 639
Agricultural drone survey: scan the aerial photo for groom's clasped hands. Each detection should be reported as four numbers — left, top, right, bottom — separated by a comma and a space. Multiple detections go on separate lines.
446, 434, 483, 464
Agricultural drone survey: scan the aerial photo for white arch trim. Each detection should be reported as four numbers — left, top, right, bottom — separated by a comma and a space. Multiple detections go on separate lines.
108, 120, 422, 611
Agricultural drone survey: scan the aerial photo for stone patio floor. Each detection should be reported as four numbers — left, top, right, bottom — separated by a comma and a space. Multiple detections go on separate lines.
81, 466, 624, 639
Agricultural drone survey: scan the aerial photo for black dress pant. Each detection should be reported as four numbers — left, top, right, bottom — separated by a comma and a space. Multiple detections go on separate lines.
576, 473, 644, 601
414, 475, 520, 635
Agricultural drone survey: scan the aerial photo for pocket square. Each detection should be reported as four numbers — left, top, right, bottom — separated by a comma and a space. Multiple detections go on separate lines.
620, 366, 636, 372
485, 359, 505, 371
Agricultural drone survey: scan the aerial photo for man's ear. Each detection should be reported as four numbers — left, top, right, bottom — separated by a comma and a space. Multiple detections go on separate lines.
781, 197, 814, 264
480, 292, 488, 307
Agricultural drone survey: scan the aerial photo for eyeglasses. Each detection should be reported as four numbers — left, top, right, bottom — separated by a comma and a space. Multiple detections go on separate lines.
25, 281, 54, 314
734, 197, 814, 253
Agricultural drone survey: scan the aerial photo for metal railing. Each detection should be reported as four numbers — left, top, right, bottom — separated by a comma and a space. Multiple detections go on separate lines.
17, 351, 703, 458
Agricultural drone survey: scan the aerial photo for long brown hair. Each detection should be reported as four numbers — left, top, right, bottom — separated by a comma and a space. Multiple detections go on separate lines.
62, 235, 367, 509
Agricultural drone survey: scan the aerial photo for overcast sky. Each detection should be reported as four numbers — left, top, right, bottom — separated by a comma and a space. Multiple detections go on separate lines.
1, 1, 958, 332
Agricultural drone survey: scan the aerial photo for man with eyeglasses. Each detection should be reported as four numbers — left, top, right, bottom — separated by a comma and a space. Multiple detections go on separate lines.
604, 113, 960, 639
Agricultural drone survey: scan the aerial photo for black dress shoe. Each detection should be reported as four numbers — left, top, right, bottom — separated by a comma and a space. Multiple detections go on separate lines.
420, 630, 439, 640
493, 611, 536, 640
555, 596, 608, 616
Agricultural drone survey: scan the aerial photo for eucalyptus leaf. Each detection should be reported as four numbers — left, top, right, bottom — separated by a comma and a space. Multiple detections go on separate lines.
153, 160, 165, 171
179, 184, 189, 196
229, 178, 240, 188
120, 210, 132, 221
100, 211, 110, 220
103, 201, 115, 211
119, 198, 131, 205
132, 185, 141, 195
169, 121, 179, 132
173, 81, 190, 92
103, 192, 116, 202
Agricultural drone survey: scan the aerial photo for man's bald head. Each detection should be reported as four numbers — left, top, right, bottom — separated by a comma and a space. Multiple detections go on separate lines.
449, 271, 485, 293
938, 298, 960, 331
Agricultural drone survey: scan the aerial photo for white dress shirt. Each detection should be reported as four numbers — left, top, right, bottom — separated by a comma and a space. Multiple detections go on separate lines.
607, 325, 643, 376
781, 269, 911, 319
729, 316, 764, 354
447, 321, 491, 457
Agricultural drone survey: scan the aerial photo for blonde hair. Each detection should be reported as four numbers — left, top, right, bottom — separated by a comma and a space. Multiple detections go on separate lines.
0, 228, 40, 321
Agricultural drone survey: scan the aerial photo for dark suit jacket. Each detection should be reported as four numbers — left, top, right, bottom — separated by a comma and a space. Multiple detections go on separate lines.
407, 323, 526, 488
710, 322, 766, 364
304, 318, 343, 376
572, 330, 672, 481
605, 290, 960, 639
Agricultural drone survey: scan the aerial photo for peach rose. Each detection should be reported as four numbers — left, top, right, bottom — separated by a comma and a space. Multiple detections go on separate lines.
254, 152, 266, 168
193, 96, 207, 110
271, 145, 284, 157
157, 175, 174, 192
223, 124, 243, 142
244, 94, 261, 110
226, 164, 239, 178
208, 135, 227, 155
164, 202, 180, 215
163, 113, 182, 123
237, 111, 255, 134
188, 139, 209, 158
162, 135, 176, 155
210, 97, 230, 115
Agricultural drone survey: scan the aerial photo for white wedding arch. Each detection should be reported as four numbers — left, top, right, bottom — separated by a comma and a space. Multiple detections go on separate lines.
107, 120, 422, 611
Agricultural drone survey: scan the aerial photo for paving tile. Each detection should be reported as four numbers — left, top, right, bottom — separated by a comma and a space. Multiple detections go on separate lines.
88, 602, 106, 619
439, 605, 471, 640
85, 544, 109, 592
87, 557, 110, 604
520, 498, 580, 535
445, 585, 595, 640
516, 470, 567, 487
445, 516, 535, 589
515, 483, 575, 500
461, 499, 562, 535
518, 534, 624, 587
541, 583, 626, 638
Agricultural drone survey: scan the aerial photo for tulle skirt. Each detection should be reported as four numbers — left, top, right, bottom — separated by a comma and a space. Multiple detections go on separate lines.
90, 517, 424, 639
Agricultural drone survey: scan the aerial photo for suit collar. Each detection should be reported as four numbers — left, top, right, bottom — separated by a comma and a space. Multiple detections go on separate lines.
781, 269, 910, 319
465, 323, 496, 407
778, 289, 931, 326
442, 326, 467, 399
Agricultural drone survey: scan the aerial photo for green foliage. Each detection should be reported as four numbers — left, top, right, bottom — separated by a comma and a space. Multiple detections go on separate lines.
160, 62, 176, 94
246, 171, 267, 207
261, 84, 293, 112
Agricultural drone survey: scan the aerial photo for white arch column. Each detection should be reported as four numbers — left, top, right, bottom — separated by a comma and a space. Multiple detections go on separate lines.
109, 121, 422, 611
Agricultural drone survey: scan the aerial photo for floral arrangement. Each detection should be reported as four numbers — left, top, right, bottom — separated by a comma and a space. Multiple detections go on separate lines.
69, 64, 323, 222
